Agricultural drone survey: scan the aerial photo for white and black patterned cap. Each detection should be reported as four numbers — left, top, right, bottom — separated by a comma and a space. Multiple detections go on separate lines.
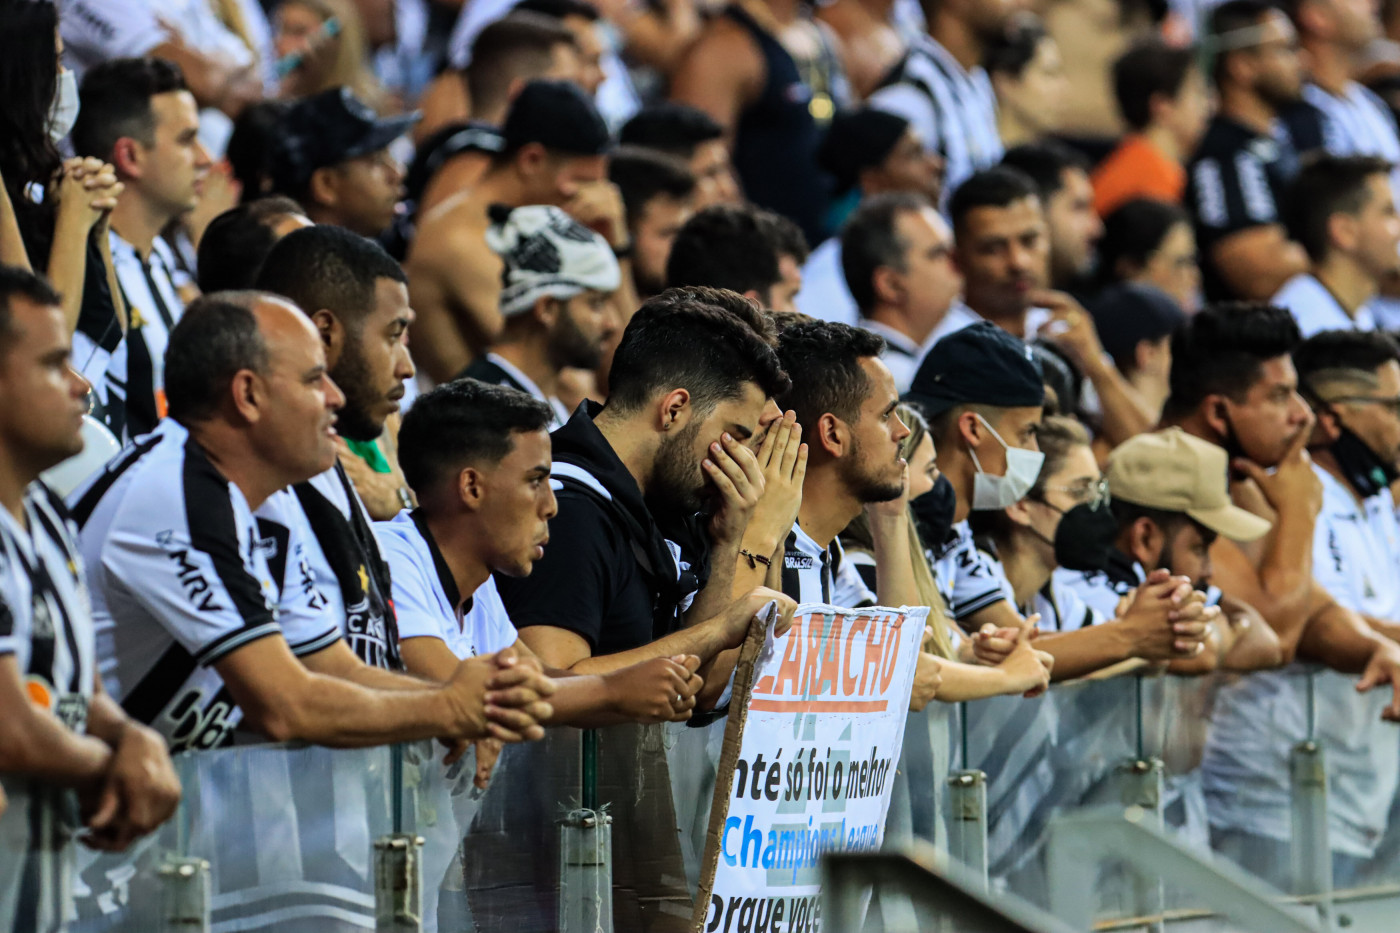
485, 205, 621, 316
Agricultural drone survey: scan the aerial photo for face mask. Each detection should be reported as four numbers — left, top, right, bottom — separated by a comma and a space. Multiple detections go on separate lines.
911, 474, 958, 551
1331, 422, 1400, 500
1048, 501, 1120, 572
969, 414, 1045, 511
49, 70, 79, 144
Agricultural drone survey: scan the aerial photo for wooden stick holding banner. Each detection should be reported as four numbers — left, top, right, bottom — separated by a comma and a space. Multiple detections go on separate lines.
691, 602, 928, 933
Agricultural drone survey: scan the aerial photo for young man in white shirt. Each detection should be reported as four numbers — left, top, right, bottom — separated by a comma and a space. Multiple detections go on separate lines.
70, 292, 555, 753
1272, 154, 1400, 336
460, 205, 621, 428
0, 268, 179, 931
840, 193, 961, 393
70, 58, 212, 441
1205, 329, 1400, 888
378, 377, 705, 725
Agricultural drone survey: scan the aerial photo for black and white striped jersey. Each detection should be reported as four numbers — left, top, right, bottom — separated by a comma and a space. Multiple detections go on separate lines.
0, 483, 97, 933
779, 521, 876, 608
255, 464, 401, 670
69, 419, 340, 752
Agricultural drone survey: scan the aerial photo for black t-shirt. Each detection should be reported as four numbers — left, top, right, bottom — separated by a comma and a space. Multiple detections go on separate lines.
494, 404, 706, 656
1184, 116, 1300, 301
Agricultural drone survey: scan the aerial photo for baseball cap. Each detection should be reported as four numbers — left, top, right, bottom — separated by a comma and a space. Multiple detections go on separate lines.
818, 108, 910, 193
270, 88, 419, 193
485, 205, 621, 316
501, 80, 611, 156
905, 320, 1044, 416
1106, 428, 1271, 541
1089, 283, 1186, 372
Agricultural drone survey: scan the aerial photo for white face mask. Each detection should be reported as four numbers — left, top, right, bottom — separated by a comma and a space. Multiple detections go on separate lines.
49, 69, 80, 145
969, 413, 1045, 510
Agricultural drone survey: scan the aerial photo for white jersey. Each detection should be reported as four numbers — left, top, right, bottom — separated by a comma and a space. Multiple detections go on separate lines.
931, 520, 1009, 625
0, 484, 97, 933
1301, 82, 1400, 194
1270, 273, 1376, 338
68, 419, 340, 752
1204, 467, 1400, 857
59, 0, 256, 81
869, 33, 1002, 211
375, 509, 518, 659
779, 521, 875, 608
795, 237, 860, 327
255, 465, 401, 669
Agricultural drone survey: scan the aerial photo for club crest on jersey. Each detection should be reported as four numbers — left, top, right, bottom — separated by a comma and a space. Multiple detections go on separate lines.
156, 529, 227, 612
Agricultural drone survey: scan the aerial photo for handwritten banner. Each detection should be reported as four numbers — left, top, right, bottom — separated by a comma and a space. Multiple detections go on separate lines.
693, 603, 927, 933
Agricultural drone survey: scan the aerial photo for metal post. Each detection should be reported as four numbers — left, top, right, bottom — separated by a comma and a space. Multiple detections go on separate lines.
1116, 761, 1165, 930
158, 856, 211, 933
558, 808, 613, 933
1290, 740, 1333, 911
946, 770, 988, 890
375, 833, 425, 932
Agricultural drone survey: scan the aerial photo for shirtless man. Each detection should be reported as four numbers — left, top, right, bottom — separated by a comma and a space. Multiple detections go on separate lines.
406, 80, 637, 383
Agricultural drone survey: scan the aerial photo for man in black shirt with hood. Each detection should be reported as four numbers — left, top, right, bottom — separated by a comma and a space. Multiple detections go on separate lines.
496, 287, 802, 702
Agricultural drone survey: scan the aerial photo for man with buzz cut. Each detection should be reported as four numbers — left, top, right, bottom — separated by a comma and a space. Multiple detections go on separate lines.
461, 205, 621, 428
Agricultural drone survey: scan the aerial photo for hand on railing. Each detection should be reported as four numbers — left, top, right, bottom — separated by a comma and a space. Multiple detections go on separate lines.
909, 635, 943, 711
1357, 639, 1400, 722
80, 722, 181, 852
1117, 570, 1218, 660
442, 647, 557, 753
715, 587, 798, 647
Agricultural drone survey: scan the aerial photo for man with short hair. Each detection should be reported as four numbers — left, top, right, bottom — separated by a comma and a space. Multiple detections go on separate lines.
379, 378, 704, 725
408, 80, 631, 382
945, 167, 1156, 444
268, 88, 417, 239
0, 267, 180, 930
1272, 154, 1400, 335
608, 147, 697, 301
195, 197, 312, 293
1093, 38, 1211, 217
1158, 305, 1400, 873
840, 193, 961, 391
71, 57, 212, 441
1193, 326, 1400, 886
665, 205, 798, 313
1186, 0, 1311, 301
867, 0, 1008, 204
409, 13, 583, 213
495, 292, 798, 692
908, 321, 1213, 678
461, 205, 621, 427
1000, 141, 1104, 294
797, 107, 944, 326
619, 103, 742, 209
253, 226, 419, 669
70, 292, 555, 752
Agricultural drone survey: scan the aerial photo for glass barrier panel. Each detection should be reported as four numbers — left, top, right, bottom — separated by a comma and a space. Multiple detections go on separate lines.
67, 742, 395, 933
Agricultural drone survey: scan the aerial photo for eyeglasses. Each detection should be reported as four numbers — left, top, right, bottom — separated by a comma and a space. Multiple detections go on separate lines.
1329, 395, 1400, 418
1038, 477, 1111, 510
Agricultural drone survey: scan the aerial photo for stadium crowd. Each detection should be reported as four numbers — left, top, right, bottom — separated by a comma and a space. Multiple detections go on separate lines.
10, 0, 1400, 922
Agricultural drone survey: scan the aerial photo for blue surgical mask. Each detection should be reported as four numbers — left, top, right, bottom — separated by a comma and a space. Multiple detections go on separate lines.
969, 414, 1045, 511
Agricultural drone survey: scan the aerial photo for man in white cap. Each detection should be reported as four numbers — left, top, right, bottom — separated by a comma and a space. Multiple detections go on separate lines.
460, 204, 621, 427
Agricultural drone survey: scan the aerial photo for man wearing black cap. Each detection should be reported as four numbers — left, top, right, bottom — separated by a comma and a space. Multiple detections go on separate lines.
911, 320, 1210, 677
268, 88, 418, 239
794, 108, 942, 327
407, 79, 634, 384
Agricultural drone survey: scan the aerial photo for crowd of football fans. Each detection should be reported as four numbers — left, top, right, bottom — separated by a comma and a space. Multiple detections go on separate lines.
9, 0, 1400, 922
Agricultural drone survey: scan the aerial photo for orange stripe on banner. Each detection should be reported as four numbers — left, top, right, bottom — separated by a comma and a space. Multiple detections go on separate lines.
748, 699, 888, 712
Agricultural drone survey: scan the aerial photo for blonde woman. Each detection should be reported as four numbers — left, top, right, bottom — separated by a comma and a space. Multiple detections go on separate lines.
274, 0, 390, 111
